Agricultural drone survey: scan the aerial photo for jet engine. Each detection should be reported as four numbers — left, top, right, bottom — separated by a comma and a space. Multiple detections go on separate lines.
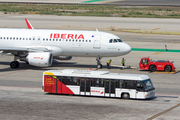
26, 52, 53, 67
54, 56, 72, 60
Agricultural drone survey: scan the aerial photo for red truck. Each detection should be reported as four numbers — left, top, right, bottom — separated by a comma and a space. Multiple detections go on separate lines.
139, 57, 175, 72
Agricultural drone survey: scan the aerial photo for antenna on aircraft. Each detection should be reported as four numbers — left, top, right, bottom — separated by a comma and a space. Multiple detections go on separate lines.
96, 28, 98, 32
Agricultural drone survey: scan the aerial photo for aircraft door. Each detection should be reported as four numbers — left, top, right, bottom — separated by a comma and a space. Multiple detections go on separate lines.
93, 34, 101, 49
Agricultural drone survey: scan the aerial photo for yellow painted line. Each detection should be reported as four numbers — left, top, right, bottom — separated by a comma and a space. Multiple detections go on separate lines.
152, 52, 163, 55
147, 103, 180, 120
152, 28, 161, 30
152, 70, 179, 74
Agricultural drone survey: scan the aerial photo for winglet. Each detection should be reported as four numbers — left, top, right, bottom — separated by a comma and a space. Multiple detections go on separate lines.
25, 19, 34, 29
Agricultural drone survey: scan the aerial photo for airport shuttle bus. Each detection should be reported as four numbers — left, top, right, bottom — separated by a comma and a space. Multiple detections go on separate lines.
42, 69, 155, 99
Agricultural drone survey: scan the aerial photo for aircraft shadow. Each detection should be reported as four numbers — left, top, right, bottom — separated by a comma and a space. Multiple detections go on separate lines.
0, 60, 120, 71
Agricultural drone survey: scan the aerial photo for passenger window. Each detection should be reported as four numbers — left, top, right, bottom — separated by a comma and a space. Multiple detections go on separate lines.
89, 40, 91, 42
69, 39, 71, 42
49, 39, 51, 41
29, 38, 31, 40
53, 39, 55, 41
56, 39, 58, 41
46, 38, 48, 41
23, 38, 25, 40
0, 37, 2, 39
79, 40, 81, 42
7, 37, 9, 40
10, 37, 12, 40
43, 38, 45, 41
16, 37, 18, 40
66, 39, 68, 41
59, 39, 61, 41
13, 37, 15, 40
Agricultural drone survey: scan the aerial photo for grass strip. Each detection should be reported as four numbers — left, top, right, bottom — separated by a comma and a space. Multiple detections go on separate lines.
82, 0, 105, 3
131, 48, 180, 52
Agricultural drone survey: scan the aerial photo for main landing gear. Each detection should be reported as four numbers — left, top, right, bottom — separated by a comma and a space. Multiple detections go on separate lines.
10, 56, 20, 68
10, 61, 20, 68
96, 57, 102, 69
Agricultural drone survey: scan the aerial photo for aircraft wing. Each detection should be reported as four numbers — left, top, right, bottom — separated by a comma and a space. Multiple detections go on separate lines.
0, 47, 49, 52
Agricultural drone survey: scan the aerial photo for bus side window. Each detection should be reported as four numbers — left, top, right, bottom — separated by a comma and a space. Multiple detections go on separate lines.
61, 76, 79, 86
116, 80, 120, 88
121, 80, 136, 89
136, 81, 144, 91
91, 78, 104, 87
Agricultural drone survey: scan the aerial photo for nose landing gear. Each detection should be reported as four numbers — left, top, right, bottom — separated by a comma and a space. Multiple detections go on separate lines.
96, 57, 102, 69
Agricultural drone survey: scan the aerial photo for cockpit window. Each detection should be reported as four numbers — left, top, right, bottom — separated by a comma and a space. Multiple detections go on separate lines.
109, 39, 122, 43
117, 39, 122, 42
113, 39, 117, 43
109, 39, 113, 43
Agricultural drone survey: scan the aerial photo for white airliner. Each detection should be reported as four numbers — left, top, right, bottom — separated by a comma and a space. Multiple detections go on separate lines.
0, 19, 131, 68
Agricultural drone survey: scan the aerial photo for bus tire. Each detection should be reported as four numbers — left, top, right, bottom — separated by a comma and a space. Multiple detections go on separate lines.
165, 65, 172, 72
121, 93, 130, 99
149, 65, 156, 72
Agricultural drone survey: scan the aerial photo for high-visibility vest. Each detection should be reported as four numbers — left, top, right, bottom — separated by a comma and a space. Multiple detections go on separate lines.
107, 60, 111, 64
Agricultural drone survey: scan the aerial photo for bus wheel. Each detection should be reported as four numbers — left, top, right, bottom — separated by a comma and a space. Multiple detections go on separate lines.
165, 65, 172, 72
149, 65, 156, 72
122, 93, 130, 99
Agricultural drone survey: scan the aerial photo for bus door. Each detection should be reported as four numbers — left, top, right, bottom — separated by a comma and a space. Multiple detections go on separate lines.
80, 78, 86, 95
104, 79, 115, 97
90, 78, 104, 96
136, 81, 145, 99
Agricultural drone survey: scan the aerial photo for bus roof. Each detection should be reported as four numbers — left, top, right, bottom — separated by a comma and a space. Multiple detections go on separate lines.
44, 69, 149, 81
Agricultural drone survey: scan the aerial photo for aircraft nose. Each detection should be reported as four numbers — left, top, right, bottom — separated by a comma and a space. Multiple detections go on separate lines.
122, 43, 131, 54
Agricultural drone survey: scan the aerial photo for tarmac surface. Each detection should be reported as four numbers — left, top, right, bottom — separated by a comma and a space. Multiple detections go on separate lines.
0, 14, 180, 120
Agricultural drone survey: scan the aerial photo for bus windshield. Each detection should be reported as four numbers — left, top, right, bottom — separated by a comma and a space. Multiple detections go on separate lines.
142, 79, 154, 91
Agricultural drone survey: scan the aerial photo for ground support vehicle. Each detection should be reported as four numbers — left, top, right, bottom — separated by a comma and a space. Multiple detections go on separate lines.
139, 57, 175, 72
43, 69, 155, 99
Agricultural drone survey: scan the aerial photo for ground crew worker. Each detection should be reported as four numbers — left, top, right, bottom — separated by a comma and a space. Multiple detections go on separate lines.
145, 60, 148, 65
121, 58, 125, 66
107, 59, 112, 69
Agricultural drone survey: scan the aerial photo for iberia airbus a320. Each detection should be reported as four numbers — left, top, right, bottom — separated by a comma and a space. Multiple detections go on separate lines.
0, 19, 131, 69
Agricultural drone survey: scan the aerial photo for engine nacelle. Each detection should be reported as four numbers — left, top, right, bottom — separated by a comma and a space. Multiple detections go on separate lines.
26, 52, 53, 67
54, 56, 72, 60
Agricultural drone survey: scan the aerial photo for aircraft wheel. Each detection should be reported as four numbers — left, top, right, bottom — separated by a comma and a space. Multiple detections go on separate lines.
10, 61, 19, 68
165, 65, 172, 72
149, 65, 156, 72
97, 64, 102, 69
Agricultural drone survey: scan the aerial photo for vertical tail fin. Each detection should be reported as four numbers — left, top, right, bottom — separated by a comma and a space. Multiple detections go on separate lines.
25, 19, 34, 29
